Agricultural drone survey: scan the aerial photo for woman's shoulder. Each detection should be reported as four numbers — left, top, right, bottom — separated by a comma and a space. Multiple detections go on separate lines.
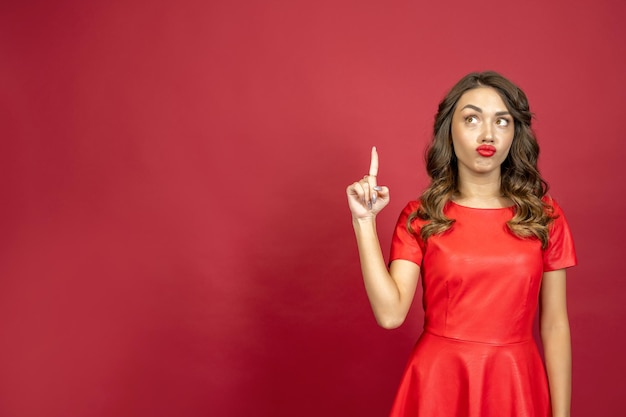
396, 199, 428, 230
397, 199, 424, 221
541, 195, 567, 217
400, 199, 421, 213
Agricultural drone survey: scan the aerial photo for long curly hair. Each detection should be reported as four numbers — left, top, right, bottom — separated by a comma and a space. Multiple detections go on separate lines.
408, 71, 554, 248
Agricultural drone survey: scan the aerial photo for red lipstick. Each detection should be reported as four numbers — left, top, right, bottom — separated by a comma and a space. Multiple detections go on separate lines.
476, 145, 496, 157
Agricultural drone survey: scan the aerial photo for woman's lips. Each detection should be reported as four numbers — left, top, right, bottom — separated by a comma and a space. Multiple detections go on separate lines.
476, 145, 496, 157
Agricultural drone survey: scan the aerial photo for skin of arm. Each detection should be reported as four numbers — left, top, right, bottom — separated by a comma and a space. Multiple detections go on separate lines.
539, 268, 572, 417
352, 217, 420, 329
347, 147, 420, 329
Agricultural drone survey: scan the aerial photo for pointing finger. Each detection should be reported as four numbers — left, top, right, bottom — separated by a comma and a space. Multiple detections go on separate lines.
369, 146, 379, 177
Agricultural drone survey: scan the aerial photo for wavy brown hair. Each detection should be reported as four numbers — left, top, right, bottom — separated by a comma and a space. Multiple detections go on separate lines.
408, 71, 554, 248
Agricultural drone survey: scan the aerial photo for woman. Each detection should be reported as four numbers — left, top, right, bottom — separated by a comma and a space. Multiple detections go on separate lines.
346, 71, 576, 417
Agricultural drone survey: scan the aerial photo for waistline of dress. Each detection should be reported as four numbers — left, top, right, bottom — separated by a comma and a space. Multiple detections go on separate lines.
423, 329, 535, 346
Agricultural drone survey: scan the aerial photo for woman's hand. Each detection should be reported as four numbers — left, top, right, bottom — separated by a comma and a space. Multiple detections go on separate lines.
346, 146, 390, 220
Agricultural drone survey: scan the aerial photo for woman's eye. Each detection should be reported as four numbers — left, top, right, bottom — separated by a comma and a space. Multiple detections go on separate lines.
496, 118, 510, 127
465, 116, 477, 124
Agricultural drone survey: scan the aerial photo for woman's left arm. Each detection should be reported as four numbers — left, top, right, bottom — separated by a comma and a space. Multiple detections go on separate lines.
540, 268, 571, 417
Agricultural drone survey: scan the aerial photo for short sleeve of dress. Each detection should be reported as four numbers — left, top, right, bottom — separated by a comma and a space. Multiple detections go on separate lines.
543, 199, 578, 271
389, 201, 424, 266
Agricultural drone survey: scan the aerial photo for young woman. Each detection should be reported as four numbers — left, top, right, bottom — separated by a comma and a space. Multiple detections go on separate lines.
346, 71, 576, 417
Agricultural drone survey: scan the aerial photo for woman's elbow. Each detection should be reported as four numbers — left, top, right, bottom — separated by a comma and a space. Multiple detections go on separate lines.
376, 314, 406, 329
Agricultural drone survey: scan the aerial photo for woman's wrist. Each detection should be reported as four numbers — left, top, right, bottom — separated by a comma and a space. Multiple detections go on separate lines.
352, 215, 376, 227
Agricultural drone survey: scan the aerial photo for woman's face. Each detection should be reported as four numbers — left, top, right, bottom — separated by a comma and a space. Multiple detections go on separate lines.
450, 87, 514, 178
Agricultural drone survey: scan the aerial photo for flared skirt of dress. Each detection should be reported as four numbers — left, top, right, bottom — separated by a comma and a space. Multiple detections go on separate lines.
389, 331, 551, 417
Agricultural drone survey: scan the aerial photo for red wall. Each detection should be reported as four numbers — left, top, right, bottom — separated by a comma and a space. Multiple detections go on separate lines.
1, 1, 625, 416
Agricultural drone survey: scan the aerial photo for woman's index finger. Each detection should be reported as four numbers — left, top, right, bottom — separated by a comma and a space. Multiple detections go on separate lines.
369, 146, 379, 177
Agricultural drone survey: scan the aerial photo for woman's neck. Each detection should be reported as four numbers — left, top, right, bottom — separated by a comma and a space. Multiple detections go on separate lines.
453, 177, 512, 209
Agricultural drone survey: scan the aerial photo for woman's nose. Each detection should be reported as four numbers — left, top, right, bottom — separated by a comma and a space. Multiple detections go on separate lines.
481, 124, 495, 142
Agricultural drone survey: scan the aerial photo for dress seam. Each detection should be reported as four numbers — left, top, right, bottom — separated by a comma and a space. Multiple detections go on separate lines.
423, 329, 533, 346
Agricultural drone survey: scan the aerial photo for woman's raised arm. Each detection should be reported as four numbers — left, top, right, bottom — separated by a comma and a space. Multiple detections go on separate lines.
346, 147, 420, 329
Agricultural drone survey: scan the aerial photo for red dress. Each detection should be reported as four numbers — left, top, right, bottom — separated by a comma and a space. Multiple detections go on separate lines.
388, 199, 577, 417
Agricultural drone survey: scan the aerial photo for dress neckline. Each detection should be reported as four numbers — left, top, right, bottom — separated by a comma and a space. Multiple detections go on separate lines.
448, 200, 515, 211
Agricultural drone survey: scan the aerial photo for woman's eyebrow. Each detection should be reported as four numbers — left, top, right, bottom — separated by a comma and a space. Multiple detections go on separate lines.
461, 104, 511, 117
461, 104, 482, 112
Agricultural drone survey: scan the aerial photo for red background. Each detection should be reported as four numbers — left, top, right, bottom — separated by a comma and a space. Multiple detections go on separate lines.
1, 1, 625, 416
